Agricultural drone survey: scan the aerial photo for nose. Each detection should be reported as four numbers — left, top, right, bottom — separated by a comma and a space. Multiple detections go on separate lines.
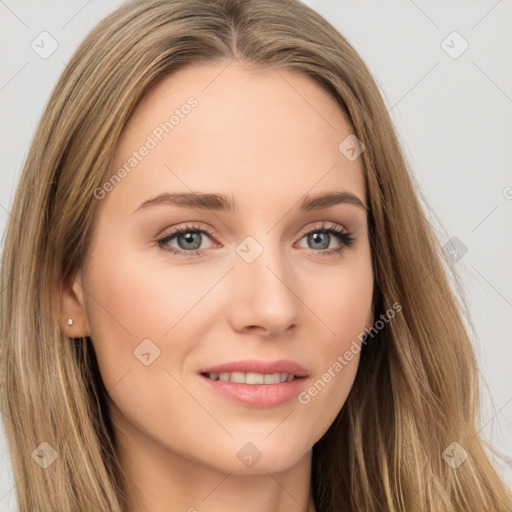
227, 240, 300, 338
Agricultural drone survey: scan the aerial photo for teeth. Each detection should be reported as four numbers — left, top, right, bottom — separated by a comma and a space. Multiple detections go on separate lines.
263, 373, 280, 384
206, 372, 295, 384
246, 372, 264, 384
230, 372, 246, 383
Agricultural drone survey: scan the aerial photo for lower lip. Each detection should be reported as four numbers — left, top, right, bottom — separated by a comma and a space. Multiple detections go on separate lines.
198, 374, 308, 408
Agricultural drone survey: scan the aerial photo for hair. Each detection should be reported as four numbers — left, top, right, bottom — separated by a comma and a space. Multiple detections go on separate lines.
1, 0, 510, 510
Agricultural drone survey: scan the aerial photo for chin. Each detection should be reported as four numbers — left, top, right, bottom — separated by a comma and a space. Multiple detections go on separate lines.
208, 436, 313, 475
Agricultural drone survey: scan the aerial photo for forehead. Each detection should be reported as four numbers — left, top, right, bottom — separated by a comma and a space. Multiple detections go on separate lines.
100, 61, 366, 218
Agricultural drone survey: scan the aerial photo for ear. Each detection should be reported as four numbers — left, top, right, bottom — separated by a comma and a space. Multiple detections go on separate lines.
53, 270, 90, 337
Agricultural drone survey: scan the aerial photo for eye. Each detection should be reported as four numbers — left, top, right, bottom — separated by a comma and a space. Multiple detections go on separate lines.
295, 222, 355, 258
156, 223, 216, 257
156, 222, 355, 258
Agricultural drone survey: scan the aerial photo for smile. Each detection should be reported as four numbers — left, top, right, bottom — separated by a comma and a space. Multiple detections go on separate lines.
203, 371, 296, 384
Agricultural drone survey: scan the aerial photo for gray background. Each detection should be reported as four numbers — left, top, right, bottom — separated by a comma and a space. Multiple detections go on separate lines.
1, 0, 511, 509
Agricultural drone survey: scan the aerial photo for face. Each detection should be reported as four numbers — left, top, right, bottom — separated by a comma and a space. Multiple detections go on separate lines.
65, 61, 374, 476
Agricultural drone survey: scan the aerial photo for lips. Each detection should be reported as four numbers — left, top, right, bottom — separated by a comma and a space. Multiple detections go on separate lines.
197, 359, 310, 408
198, 359, 309, 378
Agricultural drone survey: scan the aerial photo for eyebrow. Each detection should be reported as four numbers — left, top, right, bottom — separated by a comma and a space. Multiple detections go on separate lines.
133, 190, 370, 214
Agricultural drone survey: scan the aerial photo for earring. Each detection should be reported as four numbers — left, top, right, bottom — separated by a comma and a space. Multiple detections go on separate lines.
66, 318, 74, 326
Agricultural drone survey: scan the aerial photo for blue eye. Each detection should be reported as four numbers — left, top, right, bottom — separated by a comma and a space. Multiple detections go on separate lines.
298, 223, 355, 257
156, 223, 216, 257
156, 222, 355, 258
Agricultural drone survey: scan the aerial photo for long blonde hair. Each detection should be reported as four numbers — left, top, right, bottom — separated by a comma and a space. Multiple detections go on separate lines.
1, 0, 510, 510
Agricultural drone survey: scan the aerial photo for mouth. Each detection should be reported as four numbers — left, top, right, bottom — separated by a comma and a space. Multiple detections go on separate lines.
197, 359, 309, 408
200, 371, 301, 384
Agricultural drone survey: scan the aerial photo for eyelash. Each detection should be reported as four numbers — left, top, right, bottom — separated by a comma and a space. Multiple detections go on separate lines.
156, 222, 355, 259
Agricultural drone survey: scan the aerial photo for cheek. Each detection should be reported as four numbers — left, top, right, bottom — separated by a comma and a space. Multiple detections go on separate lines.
86, 239, 216, 332
83, 240, 232, 400
83, 246, 198, 383
83, 247, 213, 438
297, 254, 373, 437
308, 249, 373, 345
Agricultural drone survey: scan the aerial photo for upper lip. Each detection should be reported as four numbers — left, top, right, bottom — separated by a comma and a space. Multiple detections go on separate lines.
199, 359, 309, 378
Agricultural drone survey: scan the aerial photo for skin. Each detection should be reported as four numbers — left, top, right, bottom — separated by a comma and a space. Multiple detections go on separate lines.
57, 60, 374, 512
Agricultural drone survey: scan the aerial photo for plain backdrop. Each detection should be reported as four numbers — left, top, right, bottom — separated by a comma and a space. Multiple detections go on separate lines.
1, 1, 511, 509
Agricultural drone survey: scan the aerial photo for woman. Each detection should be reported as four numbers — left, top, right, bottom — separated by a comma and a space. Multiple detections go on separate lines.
1, 0, 510, 510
